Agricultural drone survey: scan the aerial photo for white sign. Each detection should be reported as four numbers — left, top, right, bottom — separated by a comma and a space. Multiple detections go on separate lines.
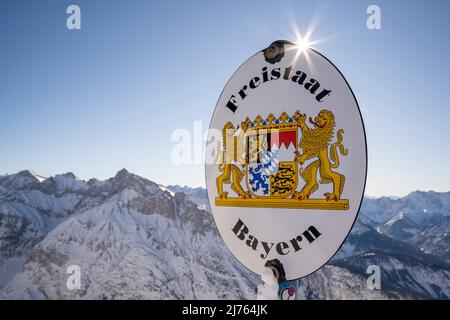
205, 41, 367, 280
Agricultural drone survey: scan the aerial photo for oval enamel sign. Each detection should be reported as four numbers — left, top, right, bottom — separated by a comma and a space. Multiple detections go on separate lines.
205, 40, 367, 280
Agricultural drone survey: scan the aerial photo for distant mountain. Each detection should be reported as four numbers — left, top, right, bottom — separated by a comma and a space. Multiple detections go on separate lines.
360, 191, 450, 227
334, 251, 450, 299
359, 191, 450, 265
165, 185, 210, 213
332, 221, 446, 267
297, 264, 415, 300
0, 170, 91, 286
169, 185, 450, 299
380, 213, 421, 240
1, 170, 449, 299
408, 217, 450, 263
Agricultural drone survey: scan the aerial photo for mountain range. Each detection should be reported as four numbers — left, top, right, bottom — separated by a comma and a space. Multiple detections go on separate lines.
0, 169, 449, 299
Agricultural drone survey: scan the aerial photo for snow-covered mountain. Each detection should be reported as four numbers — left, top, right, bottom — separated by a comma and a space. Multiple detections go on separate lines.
1, 170, 449, 299
359, 192, 450, 266
0, 170, 91, 286
360, 191, 450, 227
409, 217, 450, 263
297, 264, 414, 300
165, 185, 210, 213
333, 221, 444, 266
334, 251, 450, 299
0, 170, 257, 299
168, 185, 450, 299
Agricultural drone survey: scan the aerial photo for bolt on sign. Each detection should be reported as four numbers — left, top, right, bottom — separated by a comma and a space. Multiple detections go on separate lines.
205, 40, 367, 280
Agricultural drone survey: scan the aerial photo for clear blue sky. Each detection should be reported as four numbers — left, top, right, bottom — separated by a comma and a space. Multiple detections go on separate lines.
1, 0, 449, 197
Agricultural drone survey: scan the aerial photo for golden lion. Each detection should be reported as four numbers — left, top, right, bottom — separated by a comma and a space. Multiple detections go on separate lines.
293, 109, 348, 201
216, 119, 252, 199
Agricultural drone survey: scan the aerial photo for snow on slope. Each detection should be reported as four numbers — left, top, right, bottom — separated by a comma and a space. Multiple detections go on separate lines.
0, 170, 109, 286
0, 172, 257, 299
166, 185, 210, 212
298, 264, 396, 300
2, 171, 450, 299
409, 217, 450, 263
360, 191, 450, 227
173, 186, 450, 299
334, 251, 450, 299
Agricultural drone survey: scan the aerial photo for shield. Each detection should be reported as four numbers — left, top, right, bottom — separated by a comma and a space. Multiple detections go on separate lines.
245, 124, 298, 198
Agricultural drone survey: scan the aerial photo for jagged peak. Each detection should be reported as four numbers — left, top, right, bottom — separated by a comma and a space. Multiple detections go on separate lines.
56, 172, 79, 180
115, 168, 131, 178
112, 169, 142, 185
16, 169, 33, 176
405, 189, 448, 199
45, 172, 86, 192
165, 185, 207, 194
105, 168, 166, 199
17, 170, 40, 180
112, 168, 159, 187
3, 170, 46, 187
30, 171, 47, 182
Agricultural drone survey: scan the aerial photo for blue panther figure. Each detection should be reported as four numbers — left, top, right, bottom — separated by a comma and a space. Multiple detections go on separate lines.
249, 150, 279, 195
